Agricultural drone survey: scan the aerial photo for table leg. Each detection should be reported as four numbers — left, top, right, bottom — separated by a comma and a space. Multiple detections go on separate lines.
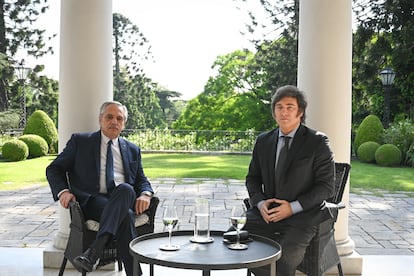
202, 269, 211, 276
150, 264, 154, 276
270, 262, 276, 275
133, 258, 139, 276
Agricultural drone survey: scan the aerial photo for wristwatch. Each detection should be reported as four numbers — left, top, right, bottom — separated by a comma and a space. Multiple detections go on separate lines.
141, 191, 153, 198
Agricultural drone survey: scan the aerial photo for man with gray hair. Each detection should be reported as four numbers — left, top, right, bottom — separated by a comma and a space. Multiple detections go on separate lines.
47, 101, 153, 276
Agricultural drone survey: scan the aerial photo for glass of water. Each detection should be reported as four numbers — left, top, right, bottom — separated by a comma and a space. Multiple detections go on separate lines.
191, 198, 213, 243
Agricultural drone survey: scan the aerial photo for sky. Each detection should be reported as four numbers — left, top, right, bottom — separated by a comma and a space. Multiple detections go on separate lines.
34, 0, 268, 100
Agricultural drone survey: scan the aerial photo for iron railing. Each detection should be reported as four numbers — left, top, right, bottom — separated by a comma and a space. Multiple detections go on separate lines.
0, 129, 262, 154
122, 129, 261, 154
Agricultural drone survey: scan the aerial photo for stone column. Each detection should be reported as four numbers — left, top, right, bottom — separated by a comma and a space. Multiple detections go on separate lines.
297, 0, 363, 274
44, 0, 113, 268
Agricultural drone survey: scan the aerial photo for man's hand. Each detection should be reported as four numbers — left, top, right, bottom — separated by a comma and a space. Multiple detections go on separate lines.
135, 194, 151, 214
259, 198, 293, 223
59, 191, 76, 208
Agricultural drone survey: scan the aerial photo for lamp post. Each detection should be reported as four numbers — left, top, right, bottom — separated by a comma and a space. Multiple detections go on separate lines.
379, 67, 396, 128
14, 62, 31, 129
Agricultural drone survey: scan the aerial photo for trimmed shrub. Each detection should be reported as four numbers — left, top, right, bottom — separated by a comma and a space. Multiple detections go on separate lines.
357, 141, 380, 163
354, 115, 384, 156
18, 134, 49, 158
1, 139, 29, 161
383, 119, 414, 166
24, 110, 58, 153
375, 144, 402, 167
406, 143, 414, 168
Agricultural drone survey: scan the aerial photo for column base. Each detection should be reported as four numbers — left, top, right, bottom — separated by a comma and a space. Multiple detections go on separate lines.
52, 229, 69, 250
43, 244, 65, 269
327, 251, 363, 275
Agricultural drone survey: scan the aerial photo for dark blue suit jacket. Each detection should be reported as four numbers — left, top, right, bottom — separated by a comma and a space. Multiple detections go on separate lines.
46, 131, 153, 208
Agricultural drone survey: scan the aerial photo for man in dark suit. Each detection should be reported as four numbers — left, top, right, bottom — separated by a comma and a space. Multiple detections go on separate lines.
46, 101, 153, 276
244, 85, 335, 276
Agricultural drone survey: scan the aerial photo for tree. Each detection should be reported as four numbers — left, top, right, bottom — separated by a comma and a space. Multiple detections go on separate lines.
0, 0, 53, 111
155, 89, 182, 127
353, 0, 414, 124
173, 49, 274, 131
112, 13, 169, 129
113, 13, 153, 93
27, 73, 59, 126
114, 71, 166, 129
245, 0, 414, 126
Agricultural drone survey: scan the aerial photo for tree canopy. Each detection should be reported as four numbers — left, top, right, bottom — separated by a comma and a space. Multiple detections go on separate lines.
0, 0, 54, 111
174, 0, 414, 132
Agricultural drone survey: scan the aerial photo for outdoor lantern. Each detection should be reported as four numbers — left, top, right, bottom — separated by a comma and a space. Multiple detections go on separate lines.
14, 61, 31, 128
379, 67, 395, 128
379, 67, 396, 86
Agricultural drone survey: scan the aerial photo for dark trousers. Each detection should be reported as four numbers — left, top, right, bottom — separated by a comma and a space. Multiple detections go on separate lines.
83, 183, 138, 276
243, 208, 317, 276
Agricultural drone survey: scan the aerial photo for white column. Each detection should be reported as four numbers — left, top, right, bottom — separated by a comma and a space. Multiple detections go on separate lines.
298, 0, 362, 274
54, 0, 112, 251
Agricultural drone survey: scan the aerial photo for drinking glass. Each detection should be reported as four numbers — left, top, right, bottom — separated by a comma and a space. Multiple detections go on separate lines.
159, 206, 180, 251
228, 205, 248, 250
191, 198, 213, 243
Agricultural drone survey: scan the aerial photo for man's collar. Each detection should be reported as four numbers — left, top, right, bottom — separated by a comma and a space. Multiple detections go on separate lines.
101, 131, 119, 146
278, 125, 300, 139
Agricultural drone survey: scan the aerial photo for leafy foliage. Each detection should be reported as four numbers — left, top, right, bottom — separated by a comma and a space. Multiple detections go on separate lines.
0, 0, 54, 111
18, 134, 48, 158
155, 90, 183, 128
383, 119, 414, 165
357, 141, 380, 163
1, 139, 28, 161
115, 73, 166, 129
113, 13, 153, 90
173, 49, 275, 131
352, 0, 414, 124
123, 129, 260, 153
354, 114, 384, 154
0, 109, 19, 131
23, 110, 57, 153
406, 143, 414, 168
112, 13, 171, 129
375, 144, 402, 167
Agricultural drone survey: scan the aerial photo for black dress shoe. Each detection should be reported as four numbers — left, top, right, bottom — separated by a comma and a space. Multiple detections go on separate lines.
72, 248, 100, 272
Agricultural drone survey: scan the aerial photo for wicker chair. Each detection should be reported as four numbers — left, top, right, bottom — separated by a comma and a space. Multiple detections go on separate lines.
245, 162, 350, 276
58, 196, 159, 276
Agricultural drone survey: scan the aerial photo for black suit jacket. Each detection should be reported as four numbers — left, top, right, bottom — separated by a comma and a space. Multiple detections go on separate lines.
246, 124, 335, 226
46, 131, 153, 208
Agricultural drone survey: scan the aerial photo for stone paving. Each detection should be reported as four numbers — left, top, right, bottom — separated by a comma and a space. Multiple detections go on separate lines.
0, 178, 413, 256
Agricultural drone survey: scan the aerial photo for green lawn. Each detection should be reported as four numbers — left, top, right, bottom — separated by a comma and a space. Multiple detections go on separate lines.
142, 153, 251, 180
0, 153, 413, 193
349, 159, 414, 192
0, 155, 56, 190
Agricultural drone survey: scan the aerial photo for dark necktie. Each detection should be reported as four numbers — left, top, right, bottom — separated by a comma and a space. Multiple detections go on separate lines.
106, 140, 115, 193
275, 136, 291, 183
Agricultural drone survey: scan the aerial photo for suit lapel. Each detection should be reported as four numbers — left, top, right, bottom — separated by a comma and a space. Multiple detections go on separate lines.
119, 138, 130, 182
266, 130, 278, 197
92, 131, 101, 177
284, 124, 307, 171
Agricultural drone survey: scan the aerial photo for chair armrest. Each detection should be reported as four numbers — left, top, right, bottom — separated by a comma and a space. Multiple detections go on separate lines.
68, 201, 87, 232
320, 200, 346, 210
243, 198, 252, 209
146, 196, 159, 228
